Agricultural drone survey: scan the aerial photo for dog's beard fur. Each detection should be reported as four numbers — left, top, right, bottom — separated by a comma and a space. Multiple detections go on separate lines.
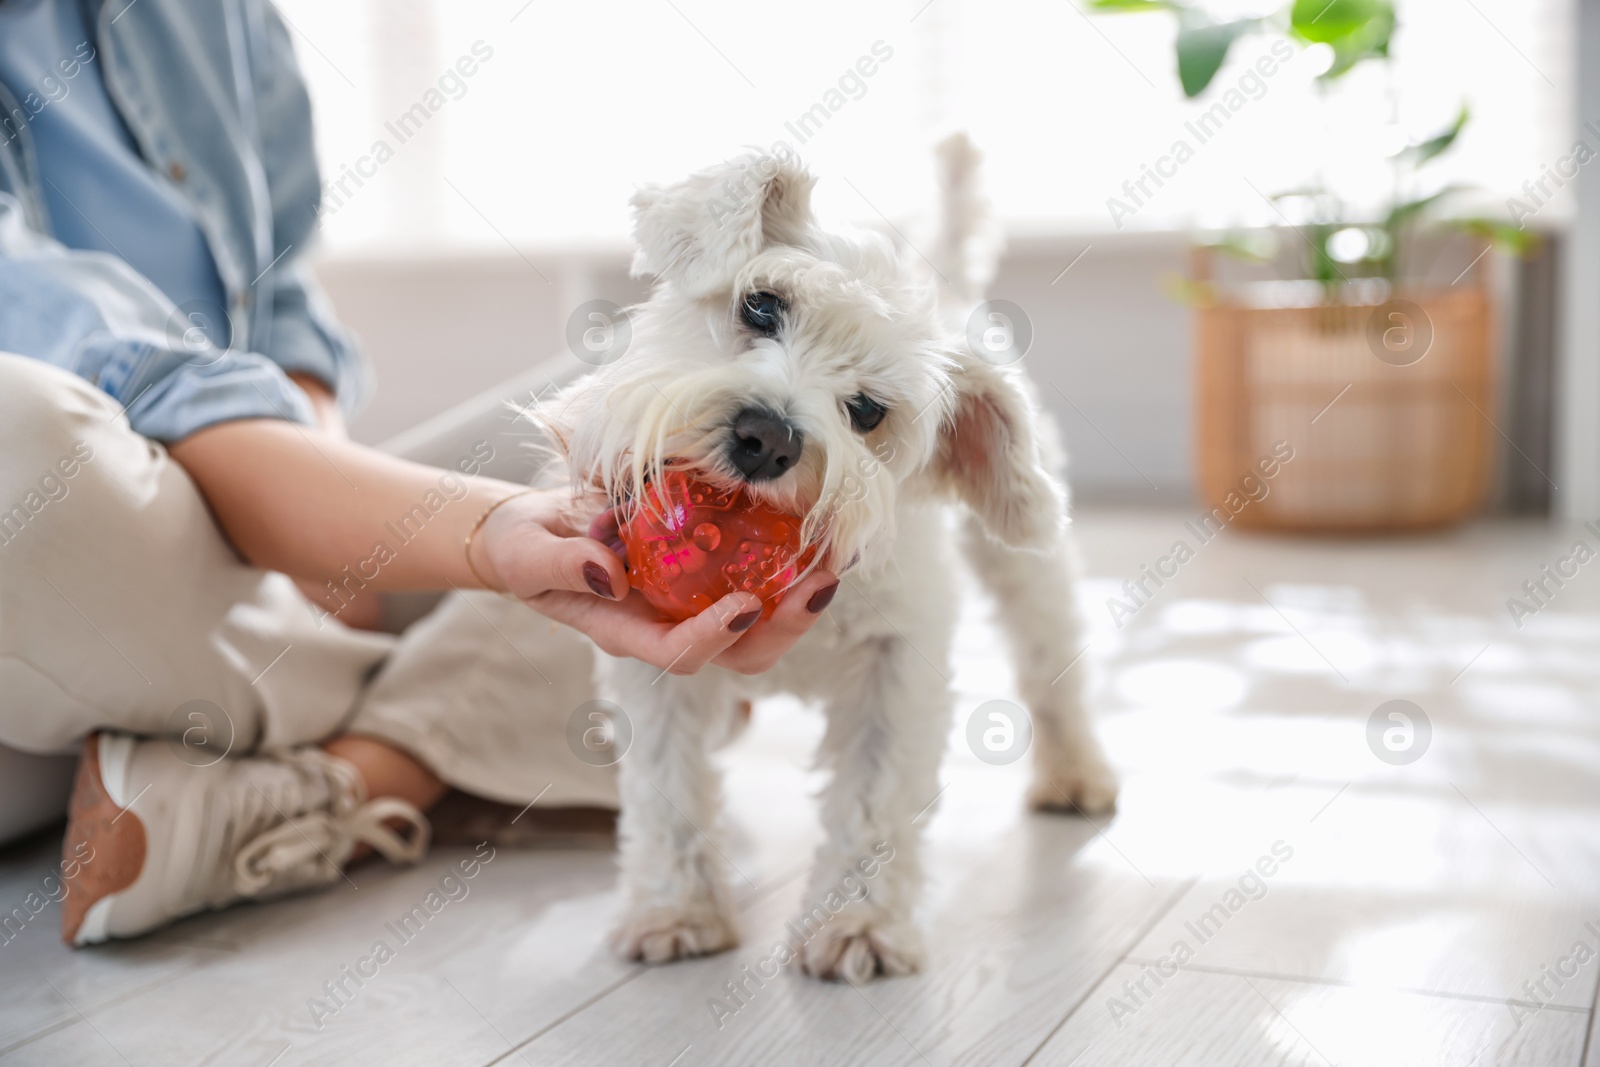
549, 247, 962, 576
544, 150, 1065, 574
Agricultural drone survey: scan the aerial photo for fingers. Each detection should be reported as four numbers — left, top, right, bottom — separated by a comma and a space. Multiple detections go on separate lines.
711, 567, 839, 674
546, 487, 615, 539
519, 544, 837, 676
482, 487, 823, 676
652, 592, 765, 673
504, 525, 628, 603
524, 588, 763, 675
586, 507, 627, 562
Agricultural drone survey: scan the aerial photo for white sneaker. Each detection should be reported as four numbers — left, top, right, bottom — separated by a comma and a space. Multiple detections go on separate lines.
62, 733, 429, 945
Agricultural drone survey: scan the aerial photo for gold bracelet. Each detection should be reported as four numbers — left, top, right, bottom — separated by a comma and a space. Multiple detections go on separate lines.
464, 489, 536, 593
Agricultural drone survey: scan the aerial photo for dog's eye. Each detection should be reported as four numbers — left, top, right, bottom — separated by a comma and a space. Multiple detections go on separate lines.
739, 291, 785, 336
846, 394, 888, 433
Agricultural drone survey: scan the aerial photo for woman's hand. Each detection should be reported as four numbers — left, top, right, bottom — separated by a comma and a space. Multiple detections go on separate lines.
473, 489, 838, 676
172, 392, 830, 676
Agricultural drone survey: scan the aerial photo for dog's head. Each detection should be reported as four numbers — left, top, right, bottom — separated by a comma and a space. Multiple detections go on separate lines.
545, 149, 1064, 573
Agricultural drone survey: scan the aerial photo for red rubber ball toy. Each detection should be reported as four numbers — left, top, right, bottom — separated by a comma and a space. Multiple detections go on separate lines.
619, 469, 816, 623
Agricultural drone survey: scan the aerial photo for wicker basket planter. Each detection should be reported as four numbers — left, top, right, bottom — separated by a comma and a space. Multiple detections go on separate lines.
1195, 281, 1494, 533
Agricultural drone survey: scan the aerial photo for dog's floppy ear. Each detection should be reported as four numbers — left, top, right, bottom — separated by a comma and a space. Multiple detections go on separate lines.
934, 353, 1066, 549
629, 150, 817, 298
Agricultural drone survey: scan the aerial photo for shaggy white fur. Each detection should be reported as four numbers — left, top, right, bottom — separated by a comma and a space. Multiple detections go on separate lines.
543, 136, 1118, 983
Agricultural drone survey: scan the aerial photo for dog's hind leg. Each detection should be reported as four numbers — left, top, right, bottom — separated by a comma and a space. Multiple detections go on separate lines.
960, 511, 1119, 814
606, 661, 742, 964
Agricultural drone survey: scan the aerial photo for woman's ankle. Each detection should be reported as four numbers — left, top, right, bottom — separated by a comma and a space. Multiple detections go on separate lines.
322, 735, 447, 812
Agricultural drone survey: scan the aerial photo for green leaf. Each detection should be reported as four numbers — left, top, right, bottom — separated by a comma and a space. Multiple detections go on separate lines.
1306, 222, 1341, 285
1175, 12, 1259, 97
1290, 0, 1394, 79
1268, 186, 1330, 201
1383, 185, 1467, 231
1289, 0, 1389, 44
1203, 230, 1281, 263
1455, 218, 1542, 257
1397, 105, 1470, 168
1323, 18, 1394, 78
1085, 0, 1177, 11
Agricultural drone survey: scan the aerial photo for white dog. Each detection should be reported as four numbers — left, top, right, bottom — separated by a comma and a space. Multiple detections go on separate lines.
543, 136, 1117, 983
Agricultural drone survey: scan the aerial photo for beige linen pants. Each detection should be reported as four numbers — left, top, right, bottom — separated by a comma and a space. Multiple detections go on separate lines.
0, 355, 613, 844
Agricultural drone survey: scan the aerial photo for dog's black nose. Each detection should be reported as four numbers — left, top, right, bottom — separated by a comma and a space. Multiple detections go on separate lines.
727, 408, 803, 481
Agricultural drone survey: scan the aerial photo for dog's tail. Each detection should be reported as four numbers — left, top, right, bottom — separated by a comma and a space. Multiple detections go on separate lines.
927, 131, 1004, 318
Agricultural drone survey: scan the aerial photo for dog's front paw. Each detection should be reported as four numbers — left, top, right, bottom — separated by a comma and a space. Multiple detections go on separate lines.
796, 918, 923, 983
1028, 751, 1120, 815
610, 902, 739, 964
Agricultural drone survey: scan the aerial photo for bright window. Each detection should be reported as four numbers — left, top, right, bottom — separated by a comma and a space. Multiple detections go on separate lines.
273, 0, 1575, 251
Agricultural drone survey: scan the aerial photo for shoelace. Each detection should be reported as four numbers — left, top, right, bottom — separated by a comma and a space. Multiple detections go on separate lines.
232, 761, 431, 895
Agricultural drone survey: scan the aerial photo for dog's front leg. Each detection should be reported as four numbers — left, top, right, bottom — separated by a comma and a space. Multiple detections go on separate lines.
794, 640, 947, 982
607, 659, 741, 964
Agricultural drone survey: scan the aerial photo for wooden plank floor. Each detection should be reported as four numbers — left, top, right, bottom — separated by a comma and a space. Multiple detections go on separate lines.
2, 509, 1598, 1066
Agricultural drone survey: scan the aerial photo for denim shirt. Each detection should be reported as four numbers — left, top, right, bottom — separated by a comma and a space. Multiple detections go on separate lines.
0, 0, 369, 442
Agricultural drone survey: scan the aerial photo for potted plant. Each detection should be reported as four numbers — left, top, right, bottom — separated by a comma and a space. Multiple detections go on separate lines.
1090, 0, 1534, 531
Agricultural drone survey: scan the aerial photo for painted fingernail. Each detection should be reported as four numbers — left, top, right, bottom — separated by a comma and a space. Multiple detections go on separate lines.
728, 608, 761, 633
806, 581, 839, 614
583, 561, 615, 599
